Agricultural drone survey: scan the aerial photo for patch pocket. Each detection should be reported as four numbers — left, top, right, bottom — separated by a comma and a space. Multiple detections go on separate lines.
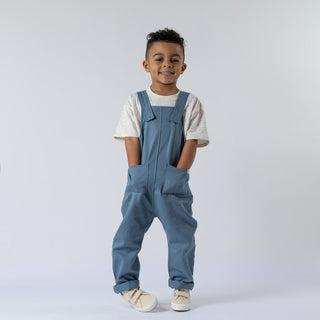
162, 165, 190, 195
126, 163, 148, 193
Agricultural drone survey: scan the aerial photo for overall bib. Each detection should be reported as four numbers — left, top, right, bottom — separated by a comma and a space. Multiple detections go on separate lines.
112, 90, 197, 294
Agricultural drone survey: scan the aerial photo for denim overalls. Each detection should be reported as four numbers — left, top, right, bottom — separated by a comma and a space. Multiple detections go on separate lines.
112, 90, 197, 294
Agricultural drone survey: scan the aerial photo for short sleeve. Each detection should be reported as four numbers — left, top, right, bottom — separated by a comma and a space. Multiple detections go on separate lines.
184, 96, 210, 147
114, 94, 141, 141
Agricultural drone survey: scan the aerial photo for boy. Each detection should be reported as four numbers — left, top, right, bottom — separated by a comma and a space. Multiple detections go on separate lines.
112, 28, 209, 312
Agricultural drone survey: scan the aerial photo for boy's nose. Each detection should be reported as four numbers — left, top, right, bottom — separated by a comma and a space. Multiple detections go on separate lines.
163, 59, 173, 67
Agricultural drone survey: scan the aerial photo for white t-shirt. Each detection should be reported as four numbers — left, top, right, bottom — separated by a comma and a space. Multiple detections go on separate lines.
114, 86, 210, 147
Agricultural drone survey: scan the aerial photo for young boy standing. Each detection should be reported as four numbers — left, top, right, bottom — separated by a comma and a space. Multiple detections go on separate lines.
112, 28, 209, 312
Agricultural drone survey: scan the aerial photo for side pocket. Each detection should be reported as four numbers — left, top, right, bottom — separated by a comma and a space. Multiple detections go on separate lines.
126, 163, 148, 193
162, 165, 190, 195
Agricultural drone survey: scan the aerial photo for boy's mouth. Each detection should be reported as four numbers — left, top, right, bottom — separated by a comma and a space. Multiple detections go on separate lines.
159, 71, 174, 76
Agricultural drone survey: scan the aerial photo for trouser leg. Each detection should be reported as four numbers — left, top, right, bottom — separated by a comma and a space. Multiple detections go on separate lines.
155, 194, 197, 290
112, 192, 154, 294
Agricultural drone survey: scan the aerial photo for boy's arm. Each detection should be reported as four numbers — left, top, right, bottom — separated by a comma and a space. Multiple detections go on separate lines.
125, 137, 141, 167
124, 137, 197, 169
176, 139, 198, 170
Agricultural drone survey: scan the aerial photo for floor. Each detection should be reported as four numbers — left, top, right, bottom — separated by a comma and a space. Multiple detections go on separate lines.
1, 268, 319, 320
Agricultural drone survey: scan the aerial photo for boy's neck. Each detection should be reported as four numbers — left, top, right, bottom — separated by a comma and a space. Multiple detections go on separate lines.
150, 84, 179, 96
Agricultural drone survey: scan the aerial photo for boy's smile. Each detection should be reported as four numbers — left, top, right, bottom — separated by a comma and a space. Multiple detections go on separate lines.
142, 41, 187, 95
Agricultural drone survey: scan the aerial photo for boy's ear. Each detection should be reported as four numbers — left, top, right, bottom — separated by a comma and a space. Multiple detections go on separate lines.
142, 60, 150, 72
181, 63, 187, 74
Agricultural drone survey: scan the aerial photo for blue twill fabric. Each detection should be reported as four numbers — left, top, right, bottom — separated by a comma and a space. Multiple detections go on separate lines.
112, 90, 197, 294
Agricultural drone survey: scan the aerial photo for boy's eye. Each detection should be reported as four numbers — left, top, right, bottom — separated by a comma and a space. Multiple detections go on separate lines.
155, 58, 180, 62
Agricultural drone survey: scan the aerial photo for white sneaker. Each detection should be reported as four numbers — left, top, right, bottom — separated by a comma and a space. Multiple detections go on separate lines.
171, 289, 191, 312
121, 288, 158, 312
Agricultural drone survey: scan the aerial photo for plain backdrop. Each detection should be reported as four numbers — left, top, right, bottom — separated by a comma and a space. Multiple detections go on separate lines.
0, 0, 319, 319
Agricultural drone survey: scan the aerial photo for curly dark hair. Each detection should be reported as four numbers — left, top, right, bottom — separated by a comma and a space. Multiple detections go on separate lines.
145, 28, 185, 61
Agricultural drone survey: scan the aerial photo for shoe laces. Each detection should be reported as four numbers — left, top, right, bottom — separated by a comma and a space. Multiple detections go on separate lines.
174, 289, 190, 299
127, 288, 146, 305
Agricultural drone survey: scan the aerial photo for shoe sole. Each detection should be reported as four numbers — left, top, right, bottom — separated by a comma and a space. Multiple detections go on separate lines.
134, 297, 158, 312
171, 302, 191, 312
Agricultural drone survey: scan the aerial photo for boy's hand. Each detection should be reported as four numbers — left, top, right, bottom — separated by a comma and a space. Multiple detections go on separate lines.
176, 139, 197, 170
125, 137, 141, 167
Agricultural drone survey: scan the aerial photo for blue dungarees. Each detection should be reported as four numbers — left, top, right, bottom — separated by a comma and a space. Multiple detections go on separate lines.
112, 90, 197, 294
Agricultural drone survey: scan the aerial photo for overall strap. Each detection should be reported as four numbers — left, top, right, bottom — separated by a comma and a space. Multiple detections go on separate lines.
137, 91, 156, 122
169, 91, 190, 123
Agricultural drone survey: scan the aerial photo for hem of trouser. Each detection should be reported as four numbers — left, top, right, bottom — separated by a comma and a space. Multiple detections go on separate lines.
169, 279, 194, 290
113, 280, 140, 294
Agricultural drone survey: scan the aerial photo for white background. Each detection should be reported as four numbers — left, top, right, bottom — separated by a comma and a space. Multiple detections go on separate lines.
0, 0, 319, 319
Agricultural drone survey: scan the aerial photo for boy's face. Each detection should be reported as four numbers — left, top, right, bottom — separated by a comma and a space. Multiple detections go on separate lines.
142, 41, 187, 90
